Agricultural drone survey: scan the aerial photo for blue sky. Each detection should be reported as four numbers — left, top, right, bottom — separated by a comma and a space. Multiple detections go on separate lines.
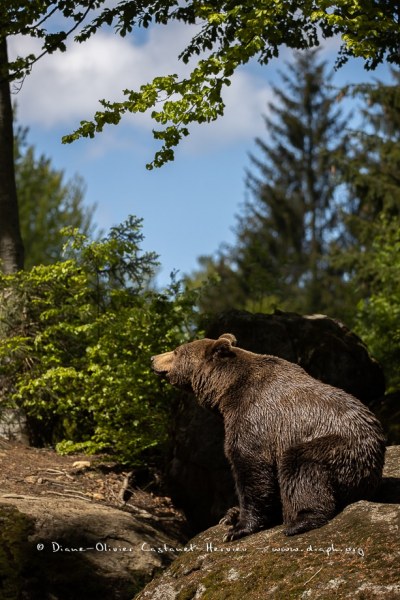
8, 22, 391, 287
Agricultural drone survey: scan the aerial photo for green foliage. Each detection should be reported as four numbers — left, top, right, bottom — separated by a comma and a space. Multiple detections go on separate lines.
62, 0, 400, 168
340, 71, 400, 225
3, 1, 400, 168
331, 70, 400, 316
354, 214, 400, 393
14, 125, 96, 269
312, 0, 400, 69
0, 216, 198, 465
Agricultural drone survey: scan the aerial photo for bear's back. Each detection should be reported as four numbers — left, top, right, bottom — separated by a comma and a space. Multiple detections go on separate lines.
223, 352, 385, 452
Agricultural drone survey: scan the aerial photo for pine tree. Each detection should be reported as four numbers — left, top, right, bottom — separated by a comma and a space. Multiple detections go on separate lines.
192, 49, 350, 318
14, 126, 97, 269
238, 49, 349, 314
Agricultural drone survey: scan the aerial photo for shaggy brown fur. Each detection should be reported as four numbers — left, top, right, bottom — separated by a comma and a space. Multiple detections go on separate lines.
152, 334, 386, 540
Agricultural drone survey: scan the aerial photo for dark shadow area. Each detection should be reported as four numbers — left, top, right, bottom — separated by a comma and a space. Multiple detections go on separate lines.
373, 476, 400, 504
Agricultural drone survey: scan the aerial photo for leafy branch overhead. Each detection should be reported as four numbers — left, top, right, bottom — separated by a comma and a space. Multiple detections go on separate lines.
4, 1, 400, 167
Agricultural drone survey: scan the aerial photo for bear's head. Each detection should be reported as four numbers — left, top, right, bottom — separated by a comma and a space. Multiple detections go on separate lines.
151, 333, 237, 393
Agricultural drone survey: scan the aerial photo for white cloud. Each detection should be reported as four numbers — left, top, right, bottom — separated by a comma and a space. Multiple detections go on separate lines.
8, 23, 273, 151
8, 23, 194, 125
8, 20, 378, 159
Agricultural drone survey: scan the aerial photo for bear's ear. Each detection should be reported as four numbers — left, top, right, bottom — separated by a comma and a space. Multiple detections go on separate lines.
218, 333, 237, 346
211, 334, 236, 358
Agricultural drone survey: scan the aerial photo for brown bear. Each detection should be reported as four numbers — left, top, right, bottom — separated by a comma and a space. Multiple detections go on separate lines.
151, 334, 386, 541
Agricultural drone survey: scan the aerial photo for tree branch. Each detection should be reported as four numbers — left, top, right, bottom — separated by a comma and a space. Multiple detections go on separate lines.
7, 0, 97, 83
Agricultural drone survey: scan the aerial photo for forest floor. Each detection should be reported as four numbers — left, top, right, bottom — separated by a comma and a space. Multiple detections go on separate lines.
0, 438, 188, 542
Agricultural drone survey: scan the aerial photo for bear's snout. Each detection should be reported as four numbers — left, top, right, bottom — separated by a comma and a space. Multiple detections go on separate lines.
151, 351, 174, 377
150, 355, 164, 375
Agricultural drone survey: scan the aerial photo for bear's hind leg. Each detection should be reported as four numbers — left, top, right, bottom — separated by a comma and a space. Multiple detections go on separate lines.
279, 438, 338, 537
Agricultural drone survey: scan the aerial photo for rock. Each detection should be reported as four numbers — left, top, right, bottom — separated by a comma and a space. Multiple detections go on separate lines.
168, 396, 235, 532
167, 309, 386, 532
370, 391, 400, 446
0, 494, 182, 599
72, 460, 92, 471
137, 446, 400, 600
0, 407, 29, 444
205, 310, 385, 403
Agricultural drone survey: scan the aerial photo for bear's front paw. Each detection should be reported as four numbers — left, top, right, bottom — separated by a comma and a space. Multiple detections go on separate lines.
219, 506, 240, 526
223, 529, 245, 542
223, 522, 257, 542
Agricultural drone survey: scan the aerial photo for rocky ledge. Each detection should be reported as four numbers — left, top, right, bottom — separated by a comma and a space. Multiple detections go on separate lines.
136, 445, 400, 600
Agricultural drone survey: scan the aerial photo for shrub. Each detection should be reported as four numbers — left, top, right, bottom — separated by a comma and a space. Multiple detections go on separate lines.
0, 216, 198, 465
354, 214, 400, 393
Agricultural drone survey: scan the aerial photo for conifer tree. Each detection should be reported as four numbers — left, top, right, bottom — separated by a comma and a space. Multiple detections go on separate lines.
238, 49, 349, 313
192, 49, 350, 317
15, 126, 96, 269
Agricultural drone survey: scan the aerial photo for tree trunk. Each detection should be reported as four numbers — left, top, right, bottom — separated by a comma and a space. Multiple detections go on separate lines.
0, 36, 24, 273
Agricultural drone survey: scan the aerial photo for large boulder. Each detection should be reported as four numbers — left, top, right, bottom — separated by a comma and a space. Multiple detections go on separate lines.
205, 310, 385, 402
167, 396, 234, 533
370, 391, 400, 446
0, 494, 181, 599
137, 446, 400, 600
167, 310, 387, 532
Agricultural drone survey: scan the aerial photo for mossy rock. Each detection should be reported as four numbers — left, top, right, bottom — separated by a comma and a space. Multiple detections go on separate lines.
136, 446, 400, 600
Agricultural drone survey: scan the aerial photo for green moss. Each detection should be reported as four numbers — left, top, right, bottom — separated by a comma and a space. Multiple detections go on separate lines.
138, 497, 400, 600
176, 583, 198, 600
